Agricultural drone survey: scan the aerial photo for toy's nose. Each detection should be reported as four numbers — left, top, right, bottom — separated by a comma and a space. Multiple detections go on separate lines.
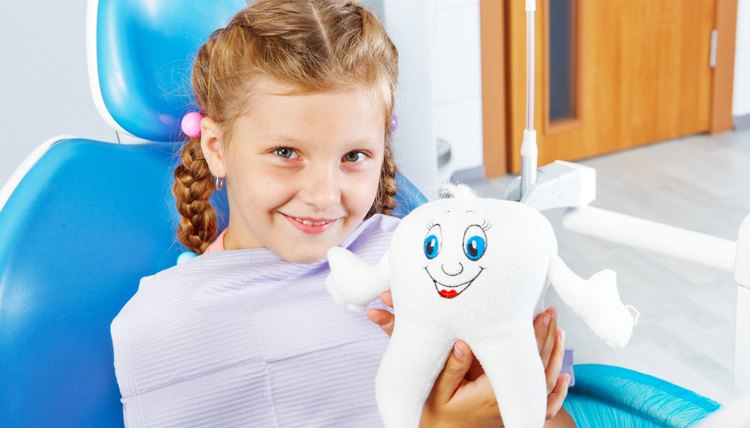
441, 262, 464, 276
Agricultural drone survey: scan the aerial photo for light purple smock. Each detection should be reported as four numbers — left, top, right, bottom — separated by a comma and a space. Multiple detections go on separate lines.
111, 214, 399, 427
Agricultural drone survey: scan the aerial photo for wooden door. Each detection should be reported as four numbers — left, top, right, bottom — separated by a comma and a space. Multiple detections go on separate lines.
504, 0, 717, 173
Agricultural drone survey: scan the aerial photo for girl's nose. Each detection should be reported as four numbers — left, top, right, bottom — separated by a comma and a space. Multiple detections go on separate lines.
299, 166, 341, 209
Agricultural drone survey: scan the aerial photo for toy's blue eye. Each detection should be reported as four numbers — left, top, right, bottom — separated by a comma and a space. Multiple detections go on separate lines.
463, 225, 487, 261
424, 224, 442, 259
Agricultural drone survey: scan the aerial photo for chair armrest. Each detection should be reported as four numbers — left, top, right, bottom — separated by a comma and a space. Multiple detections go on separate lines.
564, 364, 720, 428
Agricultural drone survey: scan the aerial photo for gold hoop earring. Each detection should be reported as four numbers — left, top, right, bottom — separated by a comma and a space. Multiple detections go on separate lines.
215, 176, 224, 191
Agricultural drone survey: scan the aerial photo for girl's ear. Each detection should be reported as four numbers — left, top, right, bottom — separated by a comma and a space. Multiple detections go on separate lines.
200, 117, 227, 178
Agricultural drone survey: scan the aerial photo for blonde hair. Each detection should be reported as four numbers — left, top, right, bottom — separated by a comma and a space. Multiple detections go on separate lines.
173, 0, 399, 254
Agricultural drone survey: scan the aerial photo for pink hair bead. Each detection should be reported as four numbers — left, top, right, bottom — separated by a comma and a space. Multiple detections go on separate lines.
181, 112, 203, 138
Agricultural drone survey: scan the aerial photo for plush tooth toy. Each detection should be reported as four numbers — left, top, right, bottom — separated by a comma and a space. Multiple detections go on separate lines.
326, 185, 638, 428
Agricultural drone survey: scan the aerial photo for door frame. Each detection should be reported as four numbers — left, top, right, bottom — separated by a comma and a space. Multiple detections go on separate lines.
711, 0, 739, 133
480, 0, 508, 177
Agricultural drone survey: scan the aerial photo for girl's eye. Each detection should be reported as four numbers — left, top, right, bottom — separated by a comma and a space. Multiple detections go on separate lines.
343, 151, 366, 163
463, 225, 487, 261
274, 147, 298, 159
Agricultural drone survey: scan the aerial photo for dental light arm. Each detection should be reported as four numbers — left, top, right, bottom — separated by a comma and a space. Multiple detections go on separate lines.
521, 0, 537, 199
509, 0, 595, 211
563, 207, 738, 272
562, 208, 750, 391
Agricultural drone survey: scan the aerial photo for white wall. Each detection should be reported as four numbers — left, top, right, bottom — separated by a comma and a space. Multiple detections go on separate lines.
432, 0, 485, 176
381, 0, 439, 192
734, 0, 750, 117
0, 2, 115, 187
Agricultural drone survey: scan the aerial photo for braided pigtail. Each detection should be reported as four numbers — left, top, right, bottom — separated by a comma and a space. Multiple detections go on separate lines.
173, 136, 218, 254
369, 143, 398, 217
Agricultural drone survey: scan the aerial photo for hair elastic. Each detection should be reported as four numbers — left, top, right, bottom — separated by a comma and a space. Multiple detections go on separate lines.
390, 114, 398, 133
181, 112, 204, 138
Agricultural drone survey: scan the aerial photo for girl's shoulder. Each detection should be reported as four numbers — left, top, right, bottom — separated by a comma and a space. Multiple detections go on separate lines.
114, 251, 257, 325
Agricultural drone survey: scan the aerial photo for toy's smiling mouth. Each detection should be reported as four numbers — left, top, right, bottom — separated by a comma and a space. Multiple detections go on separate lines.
424, 267, 484, 299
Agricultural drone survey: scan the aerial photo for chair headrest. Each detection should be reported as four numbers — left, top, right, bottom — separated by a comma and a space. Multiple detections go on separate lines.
87, 0, 246, 142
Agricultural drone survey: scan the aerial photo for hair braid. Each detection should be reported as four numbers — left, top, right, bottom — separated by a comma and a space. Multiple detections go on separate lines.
369, 143, 398, 217
173, 136, 218, 254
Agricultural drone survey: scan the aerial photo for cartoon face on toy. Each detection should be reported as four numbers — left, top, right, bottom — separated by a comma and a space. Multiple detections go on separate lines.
388, 200, 556, 323
422, 219, 489, 299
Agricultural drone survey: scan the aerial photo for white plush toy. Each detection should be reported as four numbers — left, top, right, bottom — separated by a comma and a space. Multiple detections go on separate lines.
326, 185, 638, 428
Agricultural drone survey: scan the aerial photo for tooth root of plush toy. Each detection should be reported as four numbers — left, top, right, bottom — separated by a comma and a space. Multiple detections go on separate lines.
375, 321, 548, 428
469, 330, 547, 428
375, 322, 454, 427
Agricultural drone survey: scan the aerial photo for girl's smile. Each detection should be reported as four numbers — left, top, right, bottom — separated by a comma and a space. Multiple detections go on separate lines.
280, 213, 340, 235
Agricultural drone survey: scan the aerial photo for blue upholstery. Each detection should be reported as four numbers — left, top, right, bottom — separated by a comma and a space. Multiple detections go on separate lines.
564, 365, 720, 427
0, 140, 191, 426
93, 0, 246, 141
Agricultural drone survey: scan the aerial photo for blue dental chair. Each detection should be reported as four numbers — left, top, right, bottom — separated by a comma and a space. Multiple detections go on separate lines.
0, 0, 719, 426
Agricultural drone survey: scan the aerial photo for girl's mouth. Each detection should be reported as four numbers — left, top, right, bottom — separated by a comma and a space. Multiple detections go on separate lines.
282, 213, 338, 234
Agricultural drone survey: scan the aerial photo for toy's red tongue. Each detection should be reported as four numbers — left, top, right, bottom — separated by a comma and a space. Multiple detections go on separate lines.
439, 289, 458, 299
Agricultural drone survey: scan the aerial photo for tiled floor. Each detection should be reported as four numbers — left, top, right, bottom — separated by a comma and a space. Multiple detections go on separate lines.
470, 129, 750, 404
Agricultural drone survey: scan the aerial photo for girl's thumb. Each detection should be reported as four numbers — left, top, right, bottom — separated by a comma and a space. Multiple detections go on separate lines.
432, 340, 473, 403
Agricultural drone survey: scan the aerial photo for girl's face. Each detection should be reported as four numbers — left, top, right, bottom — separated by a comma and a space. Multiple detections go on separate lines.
201, 78, 386, 263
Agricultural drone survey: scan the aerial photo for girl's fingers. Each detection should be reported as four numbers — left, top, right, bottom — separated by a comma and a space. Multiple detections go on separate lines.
381, 291, 393, 308
533, 312, 550, 353
534, 307, 557, 353
465, 356, 485, 381
545, 373, 571, 420
539, 312, 557, 368
367, 309, 395, 337
545, 329, 565, 393
432, 340, 474, 404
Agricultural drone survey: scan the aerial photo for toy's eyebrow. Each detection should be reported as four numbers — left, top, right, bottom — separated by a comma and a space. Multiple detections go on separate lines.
465, 210, 476, 214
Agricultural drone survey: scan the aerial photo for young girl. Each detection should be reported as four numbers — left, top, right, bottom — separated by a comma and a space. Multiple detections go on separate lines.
111, 1, 574, 426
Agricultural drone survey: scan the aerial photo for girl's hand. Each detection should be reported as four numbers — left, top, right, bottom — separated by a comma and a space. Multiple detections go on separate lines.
368, 295, 574, 426
367, 291, 396, 335
534, 307, 574, 425
420, 339, 502, 428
